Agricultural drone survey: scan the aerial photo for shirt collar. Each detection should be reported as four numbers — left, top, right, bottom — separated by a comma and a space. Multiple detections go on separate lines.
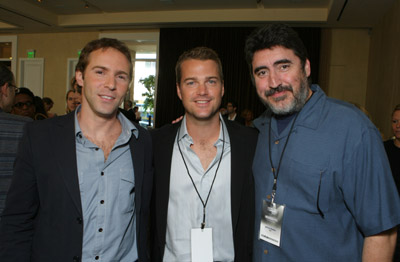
178, 114, 230, 146
74, 105, 139, 143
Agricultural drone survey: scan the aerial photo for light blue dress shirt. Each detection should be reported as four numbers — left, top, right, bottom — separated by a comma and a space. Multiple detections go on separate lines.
164, 116, 234, 262
74, 106, 138, 262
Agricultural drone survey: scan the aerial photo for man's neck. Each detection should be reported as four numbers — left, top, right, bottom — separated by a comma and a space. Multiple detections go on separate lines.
184, 113, 221, 171
185, 114, 221, 145
228, 112, 236, 120
77, 107, 122, 160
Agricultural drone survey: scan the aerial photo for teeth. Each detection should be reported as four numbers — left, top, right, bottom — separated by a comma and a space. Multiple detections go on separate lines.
101, 95, 113, 100
196, 101, 208, 104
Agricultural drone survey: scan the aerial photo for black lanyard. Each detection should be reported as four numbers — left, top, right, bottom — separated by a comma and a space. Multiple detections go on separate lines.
177, 124, 225, 229
268, 112, 299, 203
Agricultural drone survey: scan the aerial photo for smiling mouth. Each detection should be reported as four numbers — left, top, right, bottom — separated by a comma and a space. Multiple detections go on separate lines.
100, 95, 114, 100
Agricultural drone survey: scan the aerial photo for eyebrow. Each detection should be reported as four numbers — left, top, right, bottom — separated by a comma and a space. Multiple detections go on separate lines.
274, 59, 292, 65
92, 66, 129, 76
253, 59, 293, 74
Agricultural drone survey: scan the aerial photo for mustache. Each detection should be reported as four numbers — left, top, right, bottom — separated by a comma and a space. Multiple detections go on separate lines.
265, 85, 293, 96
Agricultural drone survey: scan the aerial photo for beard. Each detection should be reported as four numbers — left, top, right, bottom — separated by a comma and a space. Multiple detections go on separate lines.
262, 78, 310, 116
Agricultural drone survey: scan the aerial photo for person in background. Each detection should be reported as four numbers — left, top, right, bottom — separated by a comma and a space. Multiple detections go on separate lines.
224, 101, 245, 125
133, 106, 141, 123
245, 23, 400, 262
124, 99, 133, 111
0, 38, 153, 261
33, 96, 48, 120
65, 89, 80, 114
384, 104, 400, 192
42, 97, 57, 118
11, 87, 35, 119
0, 64, 32, 215
241, 108, 254, 127
384, 103, 400, 262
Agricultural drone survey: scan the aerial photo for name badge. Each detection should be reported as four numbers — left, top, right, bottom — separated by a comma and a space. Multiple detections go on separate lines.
191, 228, 213, 262
259, 200, 285, 247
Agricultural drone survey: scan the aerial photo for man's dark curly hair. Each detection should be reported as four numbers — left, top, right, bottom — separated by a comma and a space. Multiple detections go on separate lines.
244, 24, 309, 77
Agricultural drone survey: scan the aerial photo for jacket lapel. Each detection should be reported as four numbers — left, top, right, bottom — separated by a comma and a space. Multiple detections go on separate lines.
155, 123, 180, 247
51, 113, 82, 216
130, 130, 144, 226
224, 119, 243, 233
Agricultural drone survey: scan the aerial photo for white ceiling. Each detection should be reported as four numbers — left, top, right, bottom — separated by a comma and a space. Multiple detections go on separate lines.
0, 0, 396, 33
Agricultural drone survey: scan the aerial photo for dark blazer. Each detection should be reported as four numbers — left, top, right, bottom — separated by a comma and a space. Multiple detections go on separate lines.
0, 112, 153, 262
224, 113, 246, 125
150, 118, 258, 261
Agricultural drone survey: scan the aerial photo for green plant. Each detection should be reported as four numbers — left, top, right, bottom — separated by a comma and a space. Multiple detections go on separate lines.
139, 75, 155, 114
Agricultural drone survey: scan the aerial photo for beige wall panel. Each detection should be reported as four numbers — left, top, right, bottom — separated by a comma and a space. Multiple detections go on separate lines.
327, 29, 370, 107
367, 0, 400, 139
16, 32, 98, 115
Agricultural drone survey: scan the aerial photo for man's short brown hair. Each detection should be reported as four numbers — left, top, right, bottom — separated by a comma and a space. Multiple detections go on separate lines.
175, 47, 224, 84
75, 38, 133, 81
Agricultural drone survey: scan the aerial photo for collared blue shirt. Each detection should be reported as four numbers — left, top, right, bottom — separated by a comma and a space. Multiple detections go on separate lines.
253, 85, 400, 261
74, 105, 139, 262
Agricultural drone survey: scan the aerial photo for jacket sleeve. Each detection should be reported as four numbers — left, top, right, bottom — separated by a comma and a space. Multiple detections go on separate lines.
0, 124, 39, 261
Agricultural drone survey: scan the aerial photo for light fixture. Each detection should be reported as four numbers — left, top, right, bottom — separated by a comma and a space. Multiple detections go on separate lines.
84, 3, 89, 8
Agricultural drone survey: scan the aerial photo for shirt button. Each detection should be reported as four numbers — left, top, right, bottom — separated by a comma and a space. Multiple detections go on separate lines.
101, 172, 104, 176
78, 134, 82, 139
95, 148, 99, 151
95, 256, 99, 260
76, 217, 82, 224
98, 228, 103, 232
100, 200, 104, 204
264, 249, 268, 255
275, 140, 279, 144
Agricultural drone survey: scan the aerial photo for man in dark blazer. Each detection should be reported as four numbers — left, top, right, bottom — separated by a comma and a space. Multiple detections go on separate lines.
0, 38, 153, 262
224, 101, 245, 125
151, 47, 257, 261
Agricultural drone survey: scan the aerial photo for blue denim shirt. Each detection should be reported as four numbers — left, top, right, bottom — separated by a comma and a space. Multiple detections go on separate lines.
74, 106, 139, 261
252, 85, 400, 261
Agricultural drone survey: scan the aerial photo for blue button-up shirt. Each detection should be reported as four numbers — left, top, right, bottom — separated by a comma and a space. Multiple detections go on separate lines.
75, 106, 138, 261
253, 85, 400, 261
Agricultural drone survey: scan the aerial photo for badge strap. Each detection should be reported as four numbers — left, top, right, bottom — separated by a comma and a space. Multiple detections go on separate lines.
268, 112, 299, 203
177, 123, 225, 229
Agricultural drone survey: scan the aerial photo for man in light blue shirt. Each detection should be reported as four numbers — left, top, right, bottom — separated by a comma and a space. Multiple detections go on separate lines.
245, 24, 400, 261
0, 38, 153, 262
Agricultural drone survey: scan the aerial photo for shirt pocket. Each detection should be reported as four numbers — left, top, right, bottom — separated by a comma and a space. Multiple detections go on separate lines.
119, 171, 135, 213
281, 156, 331, 215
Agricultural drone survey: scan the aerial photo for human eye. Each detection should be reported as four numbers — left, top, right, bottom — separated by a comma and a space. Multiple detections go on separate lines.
117, 74, 128, 81
256, 69, 267, 78
207, 79, 217, 85
95, 69, 104, 76
279, 64, 290, 71
185, 80, 195, 86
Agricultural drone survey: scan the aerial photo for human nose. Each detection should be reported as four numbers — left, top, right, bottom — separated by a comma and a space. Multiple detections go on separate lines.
105, 75, 116, 90
197, 82, 208, 95
269, 70, 281, 89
